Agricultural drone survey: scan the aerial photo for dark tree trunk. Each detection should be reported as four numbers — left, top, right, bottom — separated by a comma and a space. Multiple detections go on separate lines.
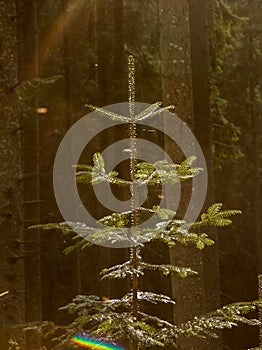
113, 0, 124, 102
16, 0, 42, 347
97, 0, 109, 106
189, 0, 222, 348
259, 275, 262, 348
34, 0, 82, 331
248, 0, 262, 276
0, 0, 25, 348
159, 1, 207, 349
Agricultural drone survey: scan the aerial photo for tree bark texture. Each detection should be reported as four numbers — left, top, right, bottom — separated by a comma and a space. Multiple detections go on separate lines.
189, 0, 222, 347
159, 1, 208, 349
0, 0, 25, 348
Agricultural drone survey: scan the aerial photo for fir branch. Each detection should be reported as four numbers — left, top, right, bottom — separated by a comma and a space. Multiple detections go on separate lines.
140, 262, 198, 278
217, 0, 248, 22
132, 101, 162, 121
152, 226, 215, 249
193, 203, 242, 227
86, 102, 175, 123
132, 102, 175, 121
28, 221, 76, 235
86, 104, 129, 122
122, 291, 176, 305
99, 206, 175, 227
179, 300, 262, 338
135, 157, 202, 185
100, 261, 140, 280
85, 227, 138, 246
75, 152, 130, 186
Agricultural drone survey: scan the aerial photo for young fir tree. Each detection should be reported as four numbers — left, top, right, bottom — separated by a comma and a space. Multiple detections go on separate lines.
30, 56, 261, 350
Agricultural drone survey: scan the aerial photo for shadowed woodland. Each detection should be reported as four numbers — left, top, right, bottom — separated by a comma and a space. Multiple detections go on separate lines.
0, 0, 261, 349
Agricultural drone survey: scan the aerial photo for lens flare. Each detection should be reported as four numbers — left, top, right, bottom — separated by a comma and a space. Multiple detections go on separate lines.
71, 335, 125, 350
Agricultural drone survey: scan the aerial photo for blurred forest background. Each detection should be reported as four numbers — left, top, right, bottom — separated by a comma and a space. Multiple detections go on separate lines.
0, 0, 261, 349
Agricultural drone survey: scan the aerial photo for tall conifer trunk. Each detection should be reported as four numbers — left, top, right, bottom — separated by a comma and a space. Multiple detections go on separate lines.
248, 0, 261, 276
0, 0, 25, 348
159, 1, 207, 349
16, 0, 42, 348
189, 0, 222, 348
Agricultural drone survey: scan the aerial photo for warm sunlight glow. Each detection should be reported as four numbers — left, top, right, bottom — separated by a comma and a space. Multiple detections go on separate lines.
36, 107, 48, 114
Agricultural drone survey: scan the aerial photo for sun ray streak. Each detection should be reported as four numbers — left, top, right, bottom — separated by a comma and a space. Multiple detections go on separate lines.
24, 0, 89, 78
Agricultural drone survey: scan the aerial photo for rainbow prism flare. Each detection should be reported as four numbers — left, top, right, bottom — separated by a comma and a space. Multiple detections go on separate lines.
71, 334, 125, 350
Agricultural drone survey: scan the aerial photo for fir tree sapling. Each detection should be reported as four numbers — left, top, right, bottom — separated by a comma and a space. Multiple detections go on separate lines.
30, 56, 261, 350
